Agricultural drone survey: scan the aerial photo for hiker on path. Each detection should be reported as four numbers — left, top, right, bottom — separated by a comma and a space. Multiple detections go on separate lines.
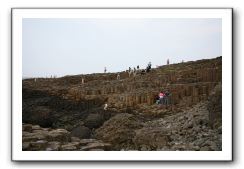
155, 95, 160, 104
104, 67, 107, 73
133, 67, 137, 77
167, 59, 170, 65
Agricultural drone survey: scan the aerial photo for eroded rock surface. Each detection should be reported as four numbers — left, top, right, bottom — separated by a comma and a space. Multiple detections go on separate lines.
22, 57, 222, 151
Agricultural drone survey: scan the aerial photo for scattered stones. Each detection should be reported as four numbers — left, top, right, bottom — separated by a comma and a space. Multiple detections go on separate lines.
22, 123, 111, 151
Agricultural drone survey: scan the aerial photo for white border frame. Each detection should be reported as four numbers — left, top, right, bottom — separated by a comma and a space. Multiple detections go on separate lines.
12, 8, 232, 161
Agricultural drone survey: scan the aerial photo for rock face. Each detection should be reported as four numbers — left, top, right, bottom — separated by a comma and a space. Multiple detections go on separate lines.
22, 56, 222, 151
207, 82, 222, 129
22, 123, 111, 151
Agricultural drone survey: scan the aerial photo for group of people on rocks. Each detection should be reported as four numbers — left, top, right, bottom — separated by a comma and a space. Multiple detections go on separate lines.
127, 62, 152, 77
155, 90, 171, 106
128, 66, 139, 77
103, 61, 153, 81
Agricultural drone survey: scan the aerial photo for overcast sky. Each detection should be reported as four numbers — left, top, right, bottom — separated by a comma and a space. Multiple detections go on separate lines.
23, 18, 222, 77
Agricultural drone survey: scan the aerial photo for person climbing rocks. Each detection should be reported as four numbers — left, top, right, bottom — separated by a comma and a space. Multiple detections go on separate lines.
159, 91, 165, 104
104, 103, 108, 110
117, 73, 120, 80
164, 90, 171, 106
155, 95, 160, 104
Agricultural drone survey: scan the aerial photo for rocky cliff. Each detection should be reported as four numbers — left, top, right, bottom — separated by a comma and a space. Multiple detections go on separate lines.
22, 56, 222, 151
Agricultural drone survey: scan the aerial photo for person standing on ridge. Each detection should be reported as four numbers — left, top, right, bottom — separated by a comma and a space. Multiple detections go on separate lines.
104, 103, 108, 110
104, 67, 107, 73
117, 73, 120, 80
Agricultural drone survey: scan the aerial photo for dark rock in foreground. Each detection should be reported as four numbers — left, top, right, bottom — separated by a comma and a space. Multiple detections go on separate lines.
22, 123, 111, 151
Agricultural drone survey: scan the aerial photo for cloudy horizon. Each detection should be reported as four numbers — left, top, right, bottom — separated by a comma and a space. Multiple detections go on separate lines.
23, 18, 222, 78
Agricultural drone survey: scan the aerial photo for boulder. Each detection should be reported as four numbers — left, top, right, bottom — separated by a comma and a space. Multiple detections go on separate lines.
70, 126, 91, 139
84, 113, 105, 129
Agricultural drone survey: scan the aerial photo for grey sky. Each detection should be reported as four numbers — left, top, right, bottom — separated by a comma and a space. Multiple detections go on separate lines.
23, 18, 222, 77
